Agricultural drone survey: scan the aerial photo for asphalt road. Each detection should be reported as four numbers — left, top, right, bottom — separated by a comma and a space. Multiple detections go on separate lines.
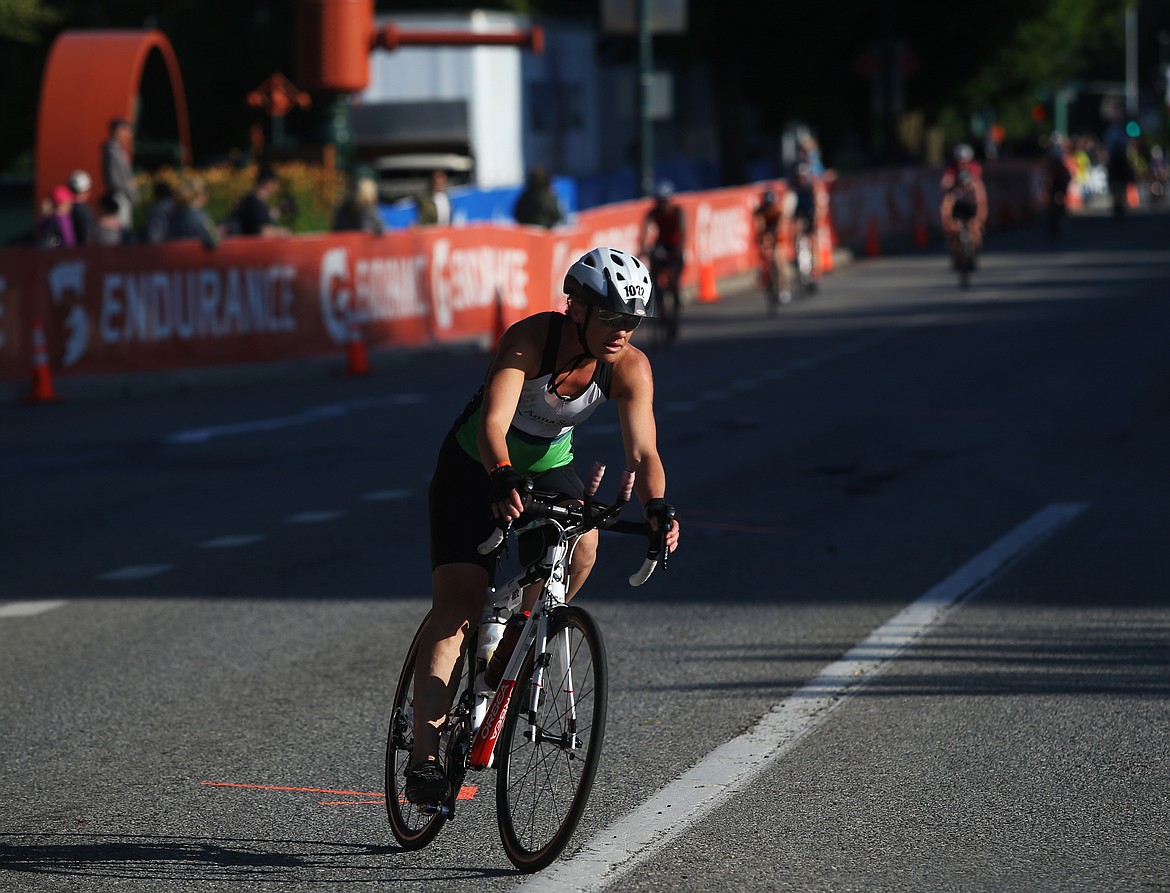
2, 207, 1168, 892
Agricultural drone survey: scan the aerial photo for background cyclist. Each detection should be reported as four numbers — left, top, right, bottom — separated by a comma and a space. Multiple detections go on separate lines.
752, 188, 790, 305
787, 162, 821, 292
404, 247, 681, 806
639, 182, 687, 342
940, 164, 989, 261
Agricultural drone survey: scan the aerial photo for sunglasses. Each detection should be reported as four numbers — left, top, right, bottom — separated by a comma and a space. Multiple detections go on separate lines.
595, 309, 642, 330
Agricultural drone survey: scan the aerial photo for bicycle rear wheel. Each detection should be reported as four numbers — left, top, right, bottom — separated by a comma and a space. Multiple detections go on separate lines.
496, 605, 608, 872
385, 613, 465, 849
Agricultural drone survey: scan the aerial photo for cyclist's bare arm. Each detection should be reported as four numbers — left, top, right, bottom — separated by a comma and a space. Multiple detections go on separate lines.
973, 180, 989, 230
611, 348, 679, 552
477, 316, 545, 519
638, 214, 655, 257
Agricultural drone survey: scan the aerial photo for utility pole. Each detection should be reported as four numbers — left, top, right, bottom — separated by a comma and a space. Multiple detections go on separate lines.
638, 0, 654, 197
1125, 3, 1138, 119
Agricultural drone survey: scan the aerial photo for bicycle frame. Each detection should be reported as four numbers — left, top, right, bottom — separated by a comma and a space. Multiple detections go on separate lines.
468, 529, 572, 770
388, 463, 673, 868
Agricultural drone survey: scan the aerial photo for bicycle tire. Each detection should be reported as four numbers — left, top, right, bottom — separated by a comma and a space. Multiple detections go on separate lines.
796, 236, 813, 296
385, 612, 466, 850
768, 257, 782, 313
496, 605, 608, 872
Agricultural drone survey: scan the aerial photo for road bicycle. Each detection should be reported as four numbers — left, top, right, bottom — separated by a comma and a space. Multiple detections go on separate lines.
647, 245, 682, 347
756, 231, 786, 315
950, 218, 977, 289
385, 464, 673, 871
792, 220, 818, 299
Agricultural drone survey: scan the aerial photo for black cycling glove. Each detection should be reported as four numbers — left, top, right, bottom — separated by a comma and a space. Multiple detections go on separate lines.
489, 464, 527, 505
643, 498, 677, 527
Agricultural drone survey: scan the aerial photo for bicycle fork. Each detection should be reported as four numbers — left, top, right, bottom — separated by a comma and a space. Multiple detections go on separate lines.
525, 627, 581, 752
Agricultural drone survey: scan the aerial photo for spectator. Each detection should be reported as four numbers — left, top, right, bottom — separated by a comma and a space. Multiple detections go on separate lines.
143, 179, 175, 244
167, 176, 220, 250
67, 169, 95, 245
332, 175, 385, 234
414, 169, 451, 226
512, 166, 564, 229
230, 166, 288, 236
36, 186, 77, 248
101, 117, 138, 229
94, 193, 130, 246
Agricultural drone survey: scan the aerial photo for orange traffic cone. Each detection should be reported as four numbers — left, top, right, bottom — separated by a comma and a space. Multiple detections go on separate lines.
343, 316, 371, 376
914, 216, 929, 248
865, 217, 881, 257
818, 218, 835, 273
26, 318, 63, 404
1126, 182, 1140, 209
697, 262, 719, 303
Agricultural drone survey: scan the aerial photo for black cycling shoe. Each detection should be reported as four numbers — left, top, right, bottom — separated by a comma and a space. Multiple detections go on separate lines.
404, 761, 452, 806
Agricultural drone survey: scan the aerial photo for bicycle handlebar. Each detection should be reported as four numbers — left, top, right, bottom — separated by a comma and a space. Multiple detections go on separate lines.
474, 463, 671, 586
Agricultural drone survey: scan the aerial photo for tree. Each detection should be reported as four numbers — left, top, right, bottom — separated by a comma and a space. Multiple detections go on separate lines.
0, 0, 60, 43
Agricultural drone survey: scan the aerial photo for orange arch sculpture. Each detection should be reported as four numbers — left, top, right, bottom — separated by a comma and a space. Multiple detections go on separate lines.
35, 30, 191, 215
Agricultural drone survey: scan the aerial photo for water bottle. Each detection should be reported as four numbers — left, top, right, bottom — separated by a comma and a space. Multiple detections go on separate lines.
476, 606, 506, 688
485, 610, 530, 690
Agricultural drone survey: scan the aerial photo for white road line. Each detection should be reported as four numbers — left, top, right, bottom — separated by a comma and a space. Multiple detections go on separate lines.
284, 511, 346, 523
199, 535, 266, 548
0, 600, 68, 618
362, 489, 413, 502
98, 565, 173, 581
163, 394, 425, 445
515, 501, 1090, 893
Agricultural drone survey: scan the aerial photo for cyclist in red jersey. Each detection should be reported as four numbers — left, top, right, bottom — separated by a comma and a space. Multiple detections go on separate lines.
753, 189, 790, 307
639, 182, 686, 343
940, 143, 984, 190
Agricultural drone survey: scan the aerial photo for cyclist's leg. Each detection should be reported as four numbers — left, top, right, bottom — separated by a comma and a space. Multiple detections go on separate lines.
520, 463, 596, 605
566, 529, 598, 599
414, 432, 496, 793
809, 217, 822, 280
410, 563, 485, 770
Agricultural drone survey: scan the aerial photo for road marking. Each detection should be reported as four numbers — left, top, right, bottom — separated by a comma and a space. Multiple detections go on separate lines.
200, 535, 266, 548
99, 564, 173, 581
199, 780, 478, 806
164, 394, 425, 444
284, 511, 346, 524
0, 600, 68, 618
362, 489, 412, 502
515, 501, 1090, 893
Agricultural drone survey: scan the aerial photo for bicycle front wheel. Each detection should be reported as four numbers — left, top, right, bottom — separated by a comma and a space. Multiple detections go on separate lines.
496, 605, 608, 872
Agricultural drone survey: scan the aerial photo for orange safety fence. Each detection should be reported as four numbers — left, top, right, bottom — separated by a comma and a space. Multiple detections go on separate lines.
1, 165, 1040, 387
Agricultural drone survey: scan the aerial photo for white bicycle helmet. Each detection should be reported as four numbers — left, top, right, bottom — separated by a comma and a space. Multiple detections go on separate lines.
563, 247, 657, 319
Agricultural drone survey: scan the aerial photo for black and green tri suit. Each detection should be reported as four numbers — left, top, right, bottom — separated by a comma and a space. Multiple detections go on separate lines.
428, 312, 613, 571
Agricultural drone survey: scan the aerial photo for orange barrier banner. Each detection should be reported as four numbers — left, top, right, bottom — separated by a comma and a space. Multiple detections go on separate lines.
0, 166, 1039, 387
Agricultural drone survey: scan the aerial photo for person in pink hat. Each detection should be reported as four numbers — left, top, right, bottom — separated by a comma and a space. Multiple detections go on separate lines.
36, 186, 78, 248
